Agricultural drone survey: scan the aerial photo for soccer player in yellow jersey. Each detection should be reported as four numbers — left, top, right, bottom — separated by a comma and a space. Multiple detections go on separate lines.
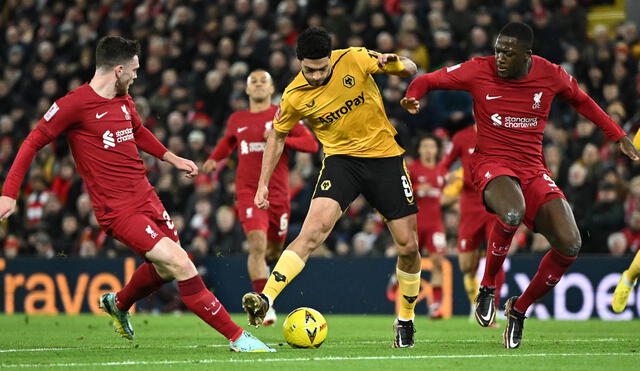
241, 27, 421, 348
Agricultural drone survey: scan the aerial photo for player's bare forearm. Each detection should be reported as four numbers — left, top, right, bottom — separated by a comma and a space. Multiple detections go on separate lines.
396, 56, 417, 78
619, 135, 640, 161
258, 130, 287, 188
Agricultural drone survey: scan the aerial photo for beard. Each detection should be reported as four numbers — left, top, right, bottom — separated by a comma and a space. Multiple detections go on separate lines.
115, 77, 131, 96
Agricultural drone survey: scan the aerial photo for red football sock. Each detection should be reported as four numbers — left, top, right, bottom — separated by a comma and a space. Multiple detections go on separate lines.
514, 249, 577, 313
116, 262, 168, 311
432, 286, 443, 304
252, 278, 268, 294
494, 266, 506, 308
178, 275, 243, 341
481, 217, 518, 288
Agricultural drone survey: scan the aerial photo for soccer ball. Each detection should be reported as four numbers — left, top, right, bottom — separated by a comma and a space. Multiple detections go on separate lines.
282, 307, 328, 348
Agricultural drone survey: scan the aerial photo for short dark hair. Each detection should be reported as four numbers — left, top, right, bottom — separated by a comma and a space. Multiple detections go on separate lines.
95, 36, 140, 69
498, 22, 534, 50
296, 27, 332, 60
418, 134, 442, 155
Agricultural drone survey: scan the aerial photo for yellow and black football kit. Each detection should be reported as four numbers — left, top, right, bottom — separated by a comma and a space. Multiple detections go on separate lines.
273, 47, 417, 219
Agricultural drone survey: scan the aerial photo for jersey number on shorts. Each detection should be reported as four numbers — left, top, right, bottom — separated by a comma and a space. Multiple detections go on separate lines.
542, 174, 558, 189
401, 176, 413, 198
162, 210, 175, 230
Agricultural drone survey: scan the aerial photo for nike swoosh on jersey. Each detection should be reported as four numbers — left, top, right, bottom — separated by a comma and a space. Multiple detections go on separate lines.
485, 95, 502, 100
96, 112, 108, 119
238, 127, 248, 132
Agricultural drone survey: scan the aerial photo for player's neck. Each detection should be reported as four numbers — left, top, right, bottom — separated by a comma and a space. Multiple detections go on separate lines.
89, 73, 117, 99
513, 57, 532, 80
249, 99, 271, 113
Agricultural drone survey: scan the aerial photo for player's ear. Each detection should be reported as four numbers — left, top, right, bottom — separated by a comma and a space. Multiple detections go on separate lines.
114, 64, 124, 78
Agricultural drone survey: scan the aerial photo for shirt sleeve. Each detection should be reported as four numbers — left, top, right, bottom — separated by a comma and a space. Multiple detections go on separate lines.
273, 94, 303, 134
2, 127, 53, 199
557, 66, 626, 141
129, 98, 169, 159
209, 115, 237, 161
37, 96, 81, 139
285, 121, 319, 153
440, 134, 462, 170
405, 59, 476, 100
350, 47, 385, 75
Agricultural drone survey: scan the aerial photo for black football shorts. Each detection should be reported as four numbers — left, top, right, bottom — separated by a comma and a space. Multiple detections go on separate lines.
312, 155, 418, 220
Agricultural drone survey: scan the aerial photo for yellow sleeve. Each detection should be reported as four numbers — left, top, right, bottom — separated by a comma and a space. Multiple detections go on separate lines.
273, 93, 303, 134
350, 47, 385, 75
634, 127, 640, 150
443, 168, 464, 198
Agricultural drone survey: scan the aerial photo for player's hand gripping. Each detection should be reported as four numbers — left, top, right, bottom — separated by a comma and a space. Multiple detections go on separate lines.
400, 97, 420, 114
202, 159, 218, 173
164, 152, 198, 178
619, 135, 640, 161
0, 196, 17, 221
254, 186, 269, 210
377, 53, 399, 69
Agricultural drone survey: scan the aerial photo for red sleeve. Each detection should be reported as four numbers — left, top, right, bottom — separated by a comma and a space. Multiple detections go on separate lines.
2, 128, 53, 199
557, 67, 625, 141
405, 59, 476, 100
129, 98, 168, 159
439, 134, 461, 170
2, 96, 80, 199
284, 122, 318, 153
209, 116, 237, 161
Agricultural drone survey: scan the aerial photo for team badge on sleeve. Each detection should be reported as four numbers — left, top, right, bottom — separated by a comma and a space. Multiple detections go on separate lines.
44, 102, 59, 122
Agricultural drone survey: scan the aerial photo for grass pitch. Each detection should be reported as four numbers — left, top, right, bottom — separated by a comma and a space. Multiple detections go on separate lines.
1, 313, 639, 370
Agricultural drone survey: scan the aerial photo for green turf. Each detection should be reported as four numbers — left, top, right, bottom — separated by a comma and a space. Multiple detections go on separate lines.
0, 313, 639, 370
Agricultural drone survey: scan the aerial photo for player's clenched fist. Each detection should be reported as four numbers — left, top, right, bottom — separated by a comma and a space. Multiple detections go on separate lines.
254, 186, 269, 210
0, 196, 17, 221
400, 97, 420, 114
202, 159, 218, 173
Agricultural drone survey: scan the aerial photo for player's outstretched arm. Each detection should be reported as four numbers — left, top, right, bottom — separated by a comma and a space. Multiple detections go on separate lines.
377, 54, 417, 78
255, 130, 287, 210
163, 151, 198, 178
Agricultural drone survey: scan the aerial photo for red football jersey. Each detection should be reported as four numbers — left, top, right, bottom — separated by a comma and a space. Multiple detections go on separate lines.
407, 56, 625, 175
2, 84, 167, 221
441, 125, 477, 194
407, 160, 446, 229
210, 105, 316, 201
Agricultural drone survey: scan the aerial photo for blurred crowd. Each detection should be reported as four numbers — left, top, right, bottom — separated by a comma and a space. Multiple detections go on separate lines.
1, 0, 639, 260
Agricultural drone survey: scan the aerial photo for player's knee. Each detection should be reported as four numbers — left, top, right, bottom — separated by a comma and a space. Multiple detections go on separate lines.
501, 208, 524, 226
396, 237, 419, 256
558, 234, 581, 257
168, 249, 197, 279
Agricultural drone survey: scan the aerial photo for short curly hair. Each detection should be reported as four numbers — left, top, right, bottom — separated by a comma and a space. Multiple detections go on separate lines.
296, 27, 332, 60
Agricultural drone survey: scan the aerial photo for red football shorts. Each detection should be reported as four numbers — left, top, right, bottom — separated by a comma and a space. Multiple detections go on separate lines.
471, 158, 566, 231
236, 196, 290, 244
101, 192, 178, 258
417, 222, 446, 254
457, 190, 494, 253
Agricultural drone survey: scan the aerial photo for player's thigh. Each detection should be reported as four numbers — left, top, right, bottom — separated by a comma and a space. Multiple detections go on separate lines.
266, 199, 290, 245
363, 156, 418, 220
312, 155, 363, 212
526, 179, 582, 256
145, 237, 196, 280
472, 160, 524, 217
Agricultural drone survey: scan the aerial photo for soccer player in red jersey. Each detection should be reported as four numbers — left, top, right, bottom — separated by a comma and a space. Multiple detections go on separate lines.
0, 36, 274, 352
406, 135, 447, 318
202, 69, 317, 325
401, 22, 639, 348
440, 124, 506, 319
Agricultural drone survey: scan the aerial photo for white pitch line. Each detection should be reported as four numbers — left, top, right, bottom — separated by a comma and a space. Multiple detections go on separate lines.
0, 337, 623, 353
1, 352, 639, 368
